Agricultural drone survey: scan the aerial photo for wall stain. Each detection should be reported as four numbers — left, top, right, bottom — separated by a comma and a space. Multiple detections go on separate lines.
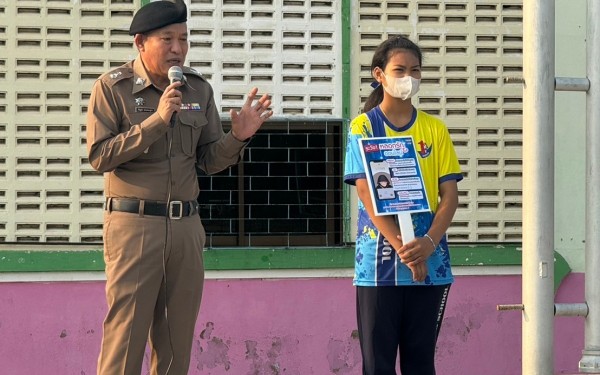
436, 297, 491, 359
200, 321, 214, 339
327, 330, 361, 374
195, 322, 360, 374
60, 329, 67, 338
245, 338, 283, 375
195, 322, 232, 371
196, 336, 232, 371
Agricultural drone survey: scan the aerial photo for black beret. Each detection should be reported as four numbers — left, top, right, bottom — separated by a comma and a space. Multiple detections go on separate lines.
129, 0, 187, 36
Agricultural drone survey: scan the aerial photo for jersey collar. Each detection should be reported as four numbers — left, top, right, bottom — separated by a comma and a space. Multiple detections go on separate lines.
376, 105, 418, 132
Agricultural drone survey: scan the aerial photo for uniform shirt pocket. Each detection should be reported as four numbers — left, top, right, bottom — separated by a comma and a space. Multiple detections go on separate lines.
126, 112, 166, 160
178, 111, 208, 156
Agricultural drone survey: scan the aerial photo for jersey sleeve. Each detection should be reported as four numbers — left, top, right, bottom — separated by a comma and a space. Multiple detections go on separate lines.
435, 122, 463, 184
343, 114, 371, 185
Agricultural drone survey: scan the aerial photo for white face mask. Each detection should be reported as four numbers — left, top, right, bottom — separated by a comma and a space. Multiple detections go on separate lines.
381, 73, 421, 100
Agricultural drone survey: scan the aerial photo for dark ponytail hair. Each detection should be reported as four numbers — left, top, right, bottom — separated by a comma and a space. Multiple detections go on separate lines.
363, 35, 423, 112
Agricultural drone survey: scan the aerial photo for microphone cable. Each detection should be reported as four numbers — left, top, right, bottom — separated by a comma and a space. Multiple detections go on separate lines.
160, 127, 175, 374
160, 68, 183, 374
160, 69, 184, 373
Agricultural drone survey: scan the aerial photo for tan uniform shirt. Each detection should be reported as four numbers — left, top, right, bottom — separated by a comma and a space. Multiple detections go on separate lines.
86, 57, 246, 202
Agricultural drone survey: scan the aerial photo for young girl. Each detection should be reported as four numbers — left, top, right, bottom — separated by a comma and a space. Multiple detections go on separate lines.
343, 36, 463, 375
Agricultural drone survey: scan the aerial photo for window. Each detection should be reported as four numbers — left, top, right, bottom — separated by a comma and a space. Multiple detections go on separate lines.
198, 119, 344, 247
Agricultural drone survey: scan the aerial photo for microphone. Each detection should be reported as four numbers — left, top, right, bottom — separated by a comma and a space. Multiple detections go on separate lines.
167, 66, 184, 128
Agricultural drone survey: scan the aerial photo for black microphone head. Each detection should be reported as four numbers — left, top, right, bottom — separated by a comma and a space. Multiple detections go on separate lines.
168, 66, 184, 84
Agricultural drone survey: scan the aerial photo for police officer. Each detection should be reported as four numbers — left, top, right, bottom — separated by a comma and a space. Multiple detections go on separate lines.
86, 1, 273, 373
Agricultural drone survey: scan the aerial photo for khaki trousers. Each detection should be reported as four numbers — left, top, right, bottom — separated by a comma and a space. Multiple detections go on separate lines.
97, 210, 205, 375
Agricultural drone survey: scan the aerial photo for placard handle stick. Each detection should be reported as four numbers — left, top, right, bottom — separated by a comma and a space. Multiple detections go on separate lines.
398, 212, 414, 243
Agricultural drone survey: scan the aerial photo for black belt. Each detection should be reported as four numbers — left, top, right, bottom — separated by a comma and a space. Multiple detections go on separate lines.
105, 198, 199, 219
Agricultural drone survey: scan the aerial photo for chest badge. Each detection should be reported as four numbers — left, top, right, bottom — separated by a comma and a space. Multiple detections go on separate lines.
135, 97, 145, 106
418, 140, 432, 158
181, 103, 202, 111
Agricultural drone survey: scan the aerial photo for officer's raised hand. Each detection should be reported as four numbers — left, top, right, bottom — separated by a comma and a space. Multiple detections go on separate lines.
230, 87, 273, 141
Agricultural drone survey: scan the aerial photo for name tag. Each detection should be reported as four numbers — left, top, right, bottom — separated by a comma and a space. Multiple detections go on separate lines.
135, 107, 155, 113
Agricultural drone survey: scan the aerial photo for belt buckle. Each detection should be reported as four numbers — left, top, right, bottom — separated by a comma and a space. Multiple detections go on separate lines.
169, 201, 183, 219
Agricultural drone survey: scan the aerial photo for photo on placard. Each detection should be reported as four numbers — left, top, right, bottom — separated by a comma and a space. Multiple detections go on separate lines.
369, 160, 395, 200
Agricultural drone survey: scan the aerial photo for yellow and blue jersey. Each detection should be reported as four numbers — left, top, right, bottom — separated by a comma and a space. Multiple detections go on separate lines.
344, 106, 463, 286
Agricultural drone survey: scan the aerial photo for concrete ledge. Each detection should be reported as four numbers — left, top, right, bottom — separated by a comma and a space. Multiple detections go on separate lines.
0, 244, 571, 291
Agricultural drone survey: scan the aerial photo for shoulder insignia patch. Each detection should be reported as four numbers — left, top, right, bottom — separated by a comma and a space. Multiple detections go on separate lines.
100, 67, 133, 86
183, 66, 206, 82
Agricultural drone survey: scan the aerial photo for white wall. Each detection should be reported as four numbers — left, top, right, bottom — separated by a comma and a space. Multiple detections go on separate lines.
555, 0, 587, 272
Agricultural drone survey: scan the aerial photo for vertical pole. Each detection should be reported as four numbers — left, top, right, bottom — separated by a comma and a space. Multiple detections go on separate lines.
580, 0, 600, 371
522, 0, 555, 374
341, 0, 353, 243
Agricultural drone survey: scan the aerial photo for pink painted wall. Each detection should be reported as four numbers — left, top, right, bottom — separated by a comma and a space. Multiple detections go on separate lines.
0, 273, 585, 374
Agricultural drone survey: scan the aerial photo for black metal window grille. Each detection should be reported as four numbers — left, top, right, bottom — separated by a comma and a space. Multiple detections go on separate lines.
197, 119, 344, 247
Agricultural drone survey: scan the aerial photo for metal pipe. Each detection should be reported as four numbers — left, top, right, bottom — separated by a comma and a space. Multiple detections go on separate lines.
497, 304, 524, 311
555, 303, 589, 317
497, 303, 588, 317
554, 77, 590, 92
580, 0, 600, 371
522, 1, 555, 374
